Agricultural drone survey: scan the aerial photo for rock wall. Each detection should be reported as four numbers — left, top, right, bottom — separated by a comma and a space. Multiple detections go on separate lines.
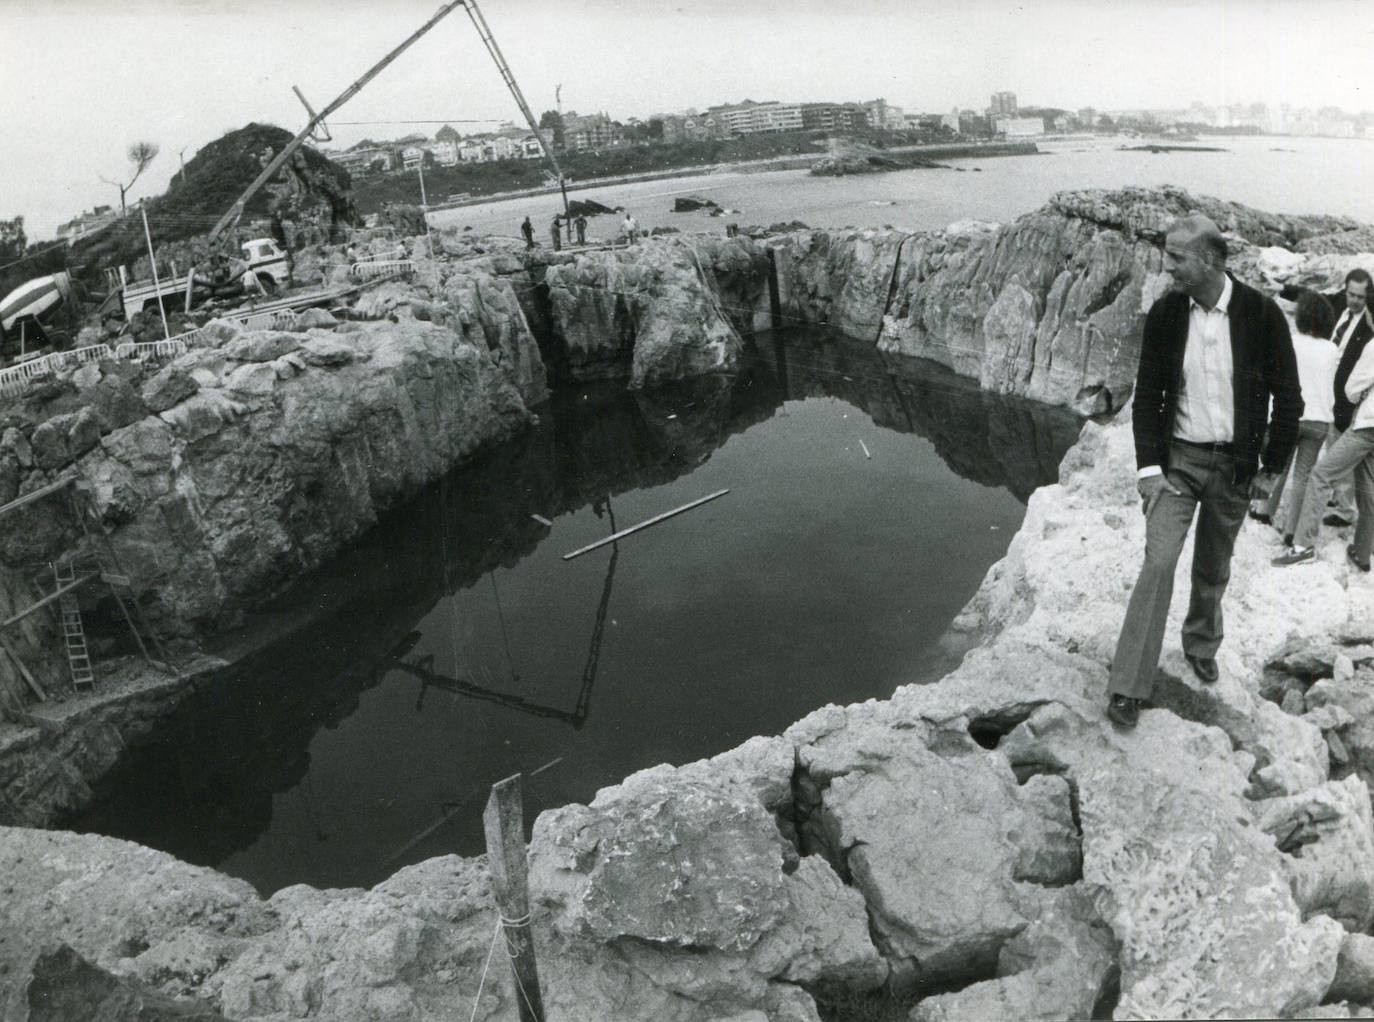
0, 250, 552, 666
771, 185, 1374, 416
542, 235, 770, 387
3, 394, 1373, 1020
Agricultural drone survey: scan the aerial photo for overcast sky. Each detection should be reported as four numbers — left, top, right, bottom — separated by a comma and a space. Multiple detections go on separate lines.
4, 0, 1372, 239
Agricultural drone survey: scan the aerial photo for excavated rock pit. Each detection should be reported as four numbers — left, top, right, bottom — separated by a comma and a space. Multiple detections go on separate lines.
4, 186, 1374, 1019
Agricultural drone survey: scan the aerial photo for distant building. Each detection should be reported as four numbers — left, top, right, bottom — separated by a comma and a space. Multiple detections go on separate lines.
565, 113, 624, 151
430, 140, 459, 167
994, 115, 1043, 137
800, 102, 868, 132
989, 91, 1018, 117
56, 205, 116, 243
459, 141, 485, 163
331, 145, 394, 175
1077, 107, 1097, 129
401, 146, 427, 170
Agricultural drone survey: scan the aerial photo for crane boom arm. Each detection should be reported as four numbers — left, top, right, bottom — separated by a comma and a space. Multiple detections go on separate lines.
462, 0, 568, 195
208, 0, 467, 243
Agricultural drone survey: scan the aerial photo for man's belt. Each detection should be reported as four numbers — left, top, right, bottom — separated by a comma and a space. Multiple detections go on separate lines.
1172, 437, 1235, 454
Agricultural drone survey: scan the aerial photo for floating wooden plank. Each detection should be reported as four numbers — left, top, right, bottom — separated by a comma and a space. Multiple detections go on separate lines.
562, 489, 730, 561
483, 774, 545, 1022
0, 573, 96, 630
0, 476, 77, 519
859, 439, 871, 460
530, 514, 553, 528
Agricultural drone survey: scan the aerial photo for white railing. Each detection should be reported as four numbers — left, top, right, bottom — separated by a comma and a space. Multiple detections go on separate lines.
113, 335, 193, 363
238, 310, 298, 332
1, 330, 203, 399
351, 260, 415, 281
355, 247, 408, 264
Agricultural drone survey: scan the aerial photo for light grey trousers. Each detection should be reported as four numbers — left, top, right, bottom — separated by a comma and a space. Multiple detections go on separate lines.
1110, 441, 1249, 701
1292, 426, 1374, 559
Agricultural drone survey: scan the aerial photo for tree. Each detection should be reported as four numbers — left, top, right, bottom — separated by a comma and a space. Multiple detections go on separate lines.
538, 109, 565, 148
647, 118, 664, 141
0, 217, 24, 263
100, 140, 159, 213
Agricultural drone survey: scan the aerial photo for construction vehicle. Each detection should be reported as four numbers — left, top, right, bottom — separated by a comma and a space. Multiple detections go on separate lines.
0, 271, 77, 364
117, 237, 290, 318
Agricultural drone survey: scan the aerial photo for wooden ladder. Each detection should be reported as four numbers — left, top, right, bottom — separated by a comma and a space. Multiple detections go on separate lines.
51, 561, 95, 690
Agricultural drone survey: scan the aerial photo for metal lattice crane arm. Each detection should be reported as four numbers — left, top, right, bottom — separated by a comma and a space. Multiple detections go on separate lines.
208, 1, 468, 243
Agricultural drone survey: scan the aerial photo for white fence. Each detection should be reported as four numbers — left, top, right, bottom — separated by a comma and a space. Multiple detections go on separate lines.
1, 329, 199, 399
238, 310, 299, 332
350, 260, 415, 281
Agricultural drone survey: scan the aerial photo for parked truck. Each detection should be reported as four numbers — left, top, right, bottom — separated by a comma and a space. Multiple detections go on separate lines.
119, 237, 290, 318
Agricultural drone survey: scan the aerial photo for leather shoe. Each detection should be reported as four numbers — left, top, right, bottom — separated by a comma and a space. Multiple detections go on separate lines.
1247, 509, 1271, 524
1350, 544, 1372, 573
1185, 653, 1219, 684
1324, 513, 1354, 527
1106, 694, 1142, 730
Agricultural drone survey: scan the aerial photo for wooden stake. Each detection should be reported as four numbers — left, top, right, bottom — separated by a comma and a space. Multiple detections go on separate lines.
0, 637, 46, 701
859, 439, 871, 459
561, 489, 730, 561
482, 773, 544, 1022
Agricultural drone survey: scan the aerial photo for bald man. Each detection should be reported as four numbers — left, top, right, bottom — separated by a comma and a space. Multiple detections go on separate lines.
1107, 215, 1302, 729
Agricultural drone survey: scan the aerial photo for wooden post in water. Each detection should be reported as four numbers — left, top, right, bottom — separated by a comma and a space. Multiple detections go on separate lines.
482, 773, 544, 1022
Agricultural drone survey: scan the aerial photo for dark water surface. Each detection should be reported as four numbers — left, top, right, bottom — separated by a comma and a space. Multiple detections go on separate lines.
67, 329, 1082, 894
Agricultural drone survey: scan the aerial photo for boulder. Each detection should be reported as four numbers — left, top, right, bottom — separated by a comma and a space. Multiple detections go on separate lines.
142, 367, 199, 413
910, 887, 1115, 1022
225, 332, 300, 364
1081, 765, 1344, 1019
1256, 776, 1374, 932
25, 944, 227, 1021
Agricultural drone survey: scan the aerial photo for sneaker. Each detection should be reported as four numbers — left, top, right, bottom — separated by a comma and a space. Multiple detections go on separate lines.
1272, 546, 1315, 566
1349, 545, 1372, 573
1324, 514, 1354, 527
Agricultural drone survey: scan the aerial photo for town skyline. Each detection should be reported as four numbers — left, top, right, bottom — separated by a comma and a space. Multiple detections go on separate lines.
4, 0, 1373, 236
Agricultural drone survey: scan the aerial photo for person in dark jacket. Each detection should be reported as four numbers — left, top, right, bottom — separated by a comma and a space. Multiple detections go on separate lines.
1107, 215, 1302, 730
521, 216, 535, 249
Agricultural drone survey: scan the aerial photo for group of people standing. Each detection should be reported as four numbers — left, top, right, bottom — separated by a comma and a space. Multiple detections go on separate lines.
519, 209, 642, 252
521, 213, 588, 251
1266, 267, 1374, 571
1105, 214, 1374, 732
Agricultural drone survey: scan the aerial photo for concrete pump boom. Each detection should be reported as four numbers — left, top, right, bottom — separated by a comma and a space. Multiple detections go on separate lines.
207, 1, 467, 244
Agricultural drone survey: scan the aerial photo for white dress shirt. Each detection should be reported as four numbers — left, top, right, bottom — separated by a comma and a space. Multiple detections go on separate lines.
1172, 274, 1235, 444
1334, 309, 1362, 354
1346, 338, 1374, 431
1138, 275, 1236, 480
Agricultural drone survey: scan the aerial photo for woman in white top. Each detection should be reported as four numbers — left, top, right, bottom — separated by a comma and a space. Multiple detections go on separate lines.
1251, 291, 1339, 541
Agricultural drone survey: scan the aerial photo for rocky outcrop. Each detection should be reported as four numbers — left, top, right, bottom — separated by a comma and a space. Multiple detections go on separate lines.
542, 235, 769, 387
771, 186, 1374, 416
4, 392, 1373, 1019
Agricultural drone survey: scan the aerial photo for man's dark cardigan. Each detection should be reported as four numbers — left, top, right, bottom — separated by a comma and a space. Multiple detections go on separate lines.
1131, 274, 1304, 486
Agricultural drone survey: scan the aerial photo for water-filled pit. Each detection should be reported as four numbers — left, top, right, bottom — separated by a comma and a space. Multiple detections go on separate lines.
66, 327, 1082, 893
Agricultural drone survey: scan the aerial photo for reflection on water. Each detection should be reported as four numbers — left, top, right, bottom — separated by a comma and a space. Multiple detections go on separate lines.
66, 328, 1082, 893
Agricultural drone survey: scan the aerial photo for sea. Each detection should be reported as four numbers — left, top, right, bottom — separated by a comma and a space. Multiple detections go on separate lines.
427, 134, 1374, 243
